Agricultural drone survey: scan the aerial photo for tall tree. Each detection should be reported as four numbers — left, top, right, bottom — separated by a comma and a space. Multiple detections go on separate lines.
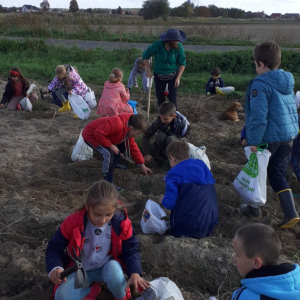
69, 0, 79, 12
40, 0, 50, 12
117, 6, 122, 14
140, 0, 170, 21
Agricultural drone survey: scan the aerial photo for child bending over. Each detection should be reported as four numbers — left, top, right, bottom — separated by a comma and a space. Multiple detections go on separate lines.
97, 68, 133, 117
0, 67, 38, 110
142, 102, 190, 164
232, 223, 300, 299
127, 57, 148, 93
46, 180, 150, 300
82, 114, 152, 192
159, 140, 219, 238
205, 68, 224, 95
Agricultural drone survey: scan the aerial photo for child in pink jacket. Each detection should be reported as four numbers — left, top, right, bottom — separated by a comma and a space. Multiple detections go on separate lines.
97, 68, 133, 117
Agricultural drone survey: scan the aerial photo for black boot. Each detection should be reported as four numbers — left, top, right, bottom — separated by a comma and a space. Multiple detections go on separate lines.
239, 204, 262, 218
278, 189, 300, 229
113, 155, 127, 169
103, 172, 124, 192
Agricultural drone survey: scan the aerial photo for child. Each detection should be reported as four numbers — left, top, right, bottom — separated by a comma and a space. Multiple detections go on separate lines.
239, 42, 299, 229
46, 180, 150, 300
142, 102, 190, 164
82, 114, 152, 191
0, 67, 38, 110
159, 140, 219, 238
97, 68, 133, 117
205, 68, 224, 95
127, 57, 148, 93
46, 65, 88, 113
232, 223, 300, 299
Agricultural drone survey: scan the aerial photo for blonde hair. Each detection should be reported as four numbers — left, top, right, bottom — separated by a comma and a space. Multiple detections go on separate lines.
109, 68, 123, 83
55, 65, 71, 90
76, 180, 119, 211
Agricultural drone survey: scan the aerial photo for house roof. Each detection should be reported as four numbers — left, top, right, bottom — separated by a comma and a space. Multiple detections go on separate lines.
283, 13, 300, 18
270, 13, 281, 17
22, 5, 39, 10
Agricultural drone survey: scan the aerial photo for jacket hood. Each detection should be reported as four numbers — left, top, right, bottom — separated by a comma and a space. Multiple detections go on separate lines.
117, 113, 133, 130
166, 159, 215, 185
241, 264, 300, 299
104, 81, 123, 89
255, 69, 294, 95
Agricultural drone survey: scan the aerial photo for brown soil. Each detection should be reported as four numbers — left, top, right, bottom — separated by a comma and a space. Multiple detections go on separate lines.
0, 78, 299, 300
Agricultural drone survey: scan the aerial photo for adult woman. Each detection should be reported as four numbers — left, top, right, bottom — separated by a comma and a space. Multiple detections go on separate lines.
142, 28, 186, 108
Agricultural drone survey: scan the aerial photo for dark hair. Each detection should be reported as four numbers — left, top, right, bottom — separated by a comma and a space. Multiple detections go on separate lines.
9, 67, 29, 93
128, 114, 147, 131
253, 42, 281, 70
165, 41, 179, 50
211, 68, 220, 76
159, 102, 176, 116
236, 223, 281, 265
166, 140, 190, 161
76, 180, 119, 211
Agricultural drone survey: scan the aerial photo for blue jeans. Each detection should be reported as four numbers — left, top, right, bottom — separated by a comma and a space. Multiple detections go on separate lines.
55, 260, 127, 300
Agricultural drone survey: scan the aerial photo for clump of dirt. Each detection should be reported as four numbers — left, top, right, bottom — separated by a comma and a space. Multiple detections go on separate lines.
0, 78, 299, 300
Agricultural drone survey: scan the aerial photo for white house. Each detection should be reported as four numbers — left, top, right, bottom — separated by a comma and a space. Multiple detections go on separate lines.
21, 5, 39, 12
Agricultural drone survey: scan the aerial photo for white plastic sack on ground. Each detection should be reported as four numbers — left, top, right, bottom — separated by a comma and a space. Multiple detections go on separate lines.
141, 200, 168, 235
219, 86, 235, 93
69, 92, 91, 120
188, 143, 211, 170
136, 277, 184, 300
84, 87, 97, 109
20, 97, 32, 111
71, 130, 93, 162
295, 91, 300, 109
233, 146, 271, 207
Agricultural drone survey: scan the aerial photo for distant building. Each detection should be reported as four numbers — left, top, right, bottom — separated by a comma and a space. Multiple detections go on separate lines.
270, 13, 281, 19
21, 5, 39, 12
246, 11, 265, 19
283, 13, 300, 20
130, 11, 138, 15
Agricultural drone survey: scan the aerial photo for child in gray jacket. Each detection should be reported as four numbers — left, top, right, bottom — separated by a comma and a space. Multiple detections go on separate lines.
127, 57, 148, 93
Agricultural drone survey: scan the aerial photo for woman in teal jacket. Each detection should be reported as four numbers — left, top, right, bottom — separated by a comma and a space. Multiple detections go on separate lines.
142, 28, 187, 108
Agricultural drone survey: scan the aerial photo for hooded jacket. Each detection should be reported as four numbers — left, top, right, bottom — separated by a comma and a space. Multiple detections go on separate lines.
97, 81, 132, 117
162, 159, 219, 238
232, 263, 300, 300
82, 113, 144, 165
245, 69, 298, 146
1, 78, 29, 105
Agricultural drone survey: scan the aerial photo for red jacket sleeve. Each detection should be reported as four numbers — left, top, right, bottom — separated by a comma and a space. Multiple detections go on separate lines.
93, 118, 122, 148
128, 137, 144, 165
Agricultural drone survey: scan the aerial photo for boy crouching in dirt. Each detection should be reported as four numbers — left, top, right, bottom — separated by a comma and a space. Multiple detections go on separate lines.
159, 140, 219, 238
82, 114, 152, 192
142, 102, 190, 164
232, 223, 300, 299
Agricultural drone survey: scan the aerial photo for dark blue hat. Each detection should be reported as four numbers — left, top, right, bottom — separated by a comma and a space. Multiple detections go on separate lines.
159, 28, 186, 43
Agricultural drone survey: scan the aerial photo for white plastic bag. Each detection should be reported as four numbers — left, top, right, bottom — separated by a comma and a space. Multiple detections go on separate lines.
295, 91, 300, 109
147, 76, 154, 89
136, 277, 184, 300
20, 97, 32, 111
69, 93, 91, 120
233, 146, 271, 207
71, 130, 93, 162
141, 200, 168, 235
188, 143, 211, 170
219, 86, 235, 93
84, 88, 97, 109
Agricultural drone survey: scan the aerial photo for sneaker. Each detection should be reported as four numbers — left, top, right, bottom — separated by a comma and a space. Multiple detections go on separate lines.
114, 163, 127, 169
113, 183, 124, 192
239, 204, 262, 218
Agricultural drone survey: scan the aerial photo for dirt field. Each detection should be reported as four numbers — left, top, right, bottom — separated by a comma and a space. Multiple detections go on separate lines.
0, 78, 300, 300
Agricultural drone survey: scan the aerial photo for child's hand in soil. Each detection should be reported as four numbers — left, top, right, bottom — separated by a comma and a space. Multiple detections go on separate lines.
159, 194, 164, 204
125, 273, 150, 292
0, 104, 4, 108
144, 155, 153, 164
141, 164, 152, 176
49, 268, 66, 285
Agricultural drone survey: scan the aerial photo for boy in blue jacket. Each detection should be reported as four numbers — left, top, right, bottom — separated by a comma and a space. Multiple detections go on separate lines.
159, 140, 219, 238
240, 41, 299, 229
232, 223, 300, 300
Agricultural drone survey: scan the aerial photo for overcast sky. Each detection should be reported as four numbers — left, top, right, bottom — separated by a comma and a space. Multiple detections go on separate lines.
3, 0, 299, 15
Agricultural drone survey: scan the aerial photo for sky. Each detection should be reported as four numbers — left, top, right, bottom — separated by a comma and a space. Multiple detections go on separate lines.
2, 0, 300, 15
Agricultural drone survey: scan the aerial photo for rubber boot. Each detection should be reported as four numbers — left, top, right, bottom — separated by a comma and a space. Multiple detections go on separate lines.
277, 189, 300, 229
113, 155, 127, 169
83, 283, 101, 300
103, 172, 124, 192
239, 204, 262, 218
58, 100, 71, 113
73, 114, 79, 118
114, 287, 132, 300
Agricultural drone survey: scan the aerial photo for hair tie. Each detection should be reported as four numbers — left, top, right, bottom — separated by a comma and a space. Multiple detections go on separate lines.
10, 70, 20, 76
110, 74, 115, 77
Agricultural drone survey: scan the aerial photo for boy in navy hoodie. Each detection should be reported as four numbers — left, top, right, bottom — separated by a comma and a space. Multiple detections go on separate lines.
159, 140, 219, 238
232, 223, 300, 300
